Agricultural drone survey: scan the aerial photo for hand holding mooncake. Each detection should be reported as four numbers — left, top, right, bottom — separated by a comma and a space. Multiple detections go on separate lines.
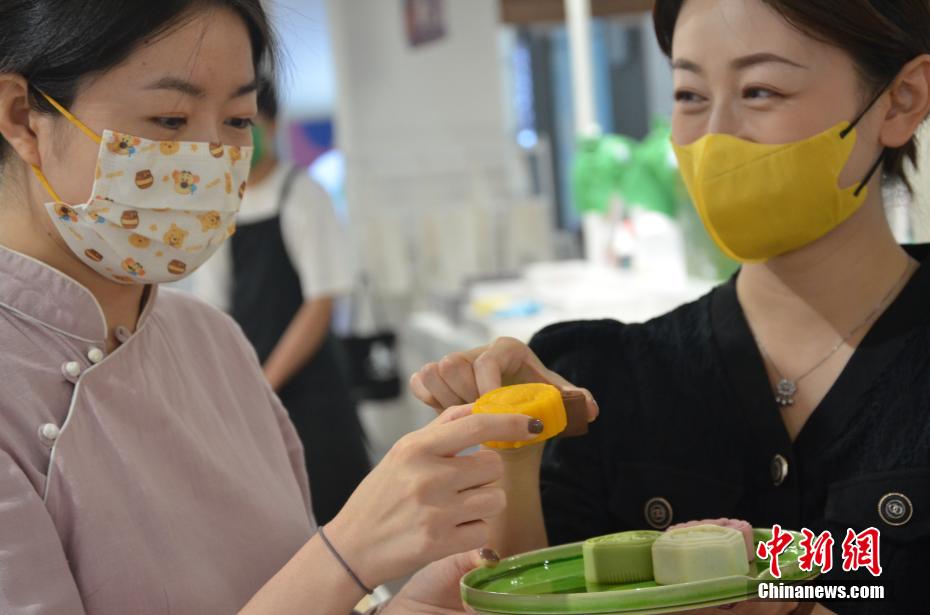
471, 383, 589, 449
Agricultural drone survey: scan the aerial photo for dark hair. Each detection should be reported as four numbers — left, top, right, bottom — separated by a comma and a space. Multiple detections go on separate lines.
654, 0, 930, 190
257, 76, 279, 120
0, 0, 276, 161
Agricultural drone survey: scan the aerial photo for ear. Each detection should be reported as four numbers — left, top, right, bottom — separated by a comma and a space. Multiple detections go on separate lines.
172, 170, 179, 181
193, 174, 200, 183
880, 54, 930, 149
0, 74, 42, 167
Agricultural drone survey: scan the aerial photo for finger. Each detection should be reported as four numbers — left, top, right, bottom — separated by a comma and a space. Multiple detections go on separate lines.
478, 547, 501, 568
434, 548, 500, 587
438, 352, 481, 402
432, 403, 475, 426
471, 338, 524, 394
409, 371, 443, 412
454, 485, 507, 525
561, 385, 600, 422
452, 519, 491, 554
452, 449, 504, 490
418, 362, 468, 409
423, 412, 542, 457
472, 337, 568, 394
472, 339, 601, 420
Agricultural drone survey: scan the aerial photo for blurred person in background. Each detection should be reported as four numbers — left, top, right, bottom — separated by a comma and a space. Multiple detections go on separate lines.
194, 77, 369, 525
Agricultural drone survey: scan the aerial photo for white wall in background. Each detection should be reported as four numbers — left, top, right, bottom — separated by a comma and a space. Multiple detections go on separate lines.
639, 12, 674, 120
267, 0, 336, 117
911, 124, 930, 242
326, 0, 523, 296
327, 0, 506, 159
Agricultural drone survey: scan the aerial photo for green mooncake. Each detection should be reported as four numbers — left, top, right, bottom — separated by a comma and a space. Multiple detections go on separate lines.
583, 530, 662, 585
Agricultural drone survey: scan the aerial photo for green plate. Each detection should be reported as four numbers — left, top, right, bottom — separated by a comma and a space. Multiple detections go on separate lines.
462, 529, 820, 614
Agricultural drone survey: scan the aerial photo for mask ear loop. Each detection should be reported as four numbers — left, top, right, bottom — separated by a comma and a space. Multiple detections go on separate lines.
840, 82, 893, 139
839, 81, 894, 196
853, 150, 886, 197
28, 88, 102, 204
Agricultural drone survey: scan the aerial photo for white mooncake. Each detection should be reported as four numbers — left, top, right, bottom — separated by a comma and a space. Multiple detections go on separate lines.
652, 524, 750, 585
667, 518, 755, 561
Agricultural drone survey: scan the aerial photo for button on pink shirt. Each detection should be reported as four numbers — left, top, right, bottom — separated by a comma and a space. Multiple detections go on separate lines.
0, 246, 318, 613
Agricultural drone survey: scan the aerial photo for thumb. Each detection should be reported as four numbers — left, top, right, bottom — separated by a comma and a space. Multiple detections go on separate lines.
437, 548, 501, 585
396, 548, 502, 612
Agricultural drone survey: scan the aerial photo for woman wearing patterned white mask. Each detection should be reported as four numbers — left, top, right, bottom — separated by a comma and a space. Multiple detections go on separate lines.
0, 2, 541, 613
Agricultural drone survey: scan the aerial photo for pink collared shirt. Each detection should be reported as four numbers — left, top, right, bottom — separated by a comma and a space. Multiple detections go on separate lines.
0, 245, 318, 613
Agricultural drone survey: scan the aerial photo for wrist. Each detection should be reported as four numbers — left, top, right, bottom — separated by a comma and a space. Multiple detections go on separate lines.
261, 364, 281, 391
320, 515, 382, 591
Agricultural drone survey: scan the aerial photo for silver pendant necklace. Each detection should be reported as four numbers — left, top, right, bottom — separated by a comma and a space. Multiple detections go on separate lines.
755, 260, 914, 408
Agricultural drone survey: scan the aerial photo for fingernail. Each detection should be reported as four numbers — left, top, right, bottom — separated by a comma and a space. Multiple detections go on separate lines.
528, 418, 544, 434
479, 548, 500, 565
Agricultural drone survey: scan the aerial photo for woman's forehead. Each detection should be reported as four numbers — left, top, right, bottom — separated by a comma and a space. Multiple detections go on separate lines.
88, 8, 256, 100
672, 0, 832, 66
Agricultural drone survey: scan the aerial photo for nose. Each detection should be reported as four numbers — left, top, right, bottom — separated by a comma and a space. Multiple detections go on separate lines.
706, 101, 740, 136
181, 116, 224, 145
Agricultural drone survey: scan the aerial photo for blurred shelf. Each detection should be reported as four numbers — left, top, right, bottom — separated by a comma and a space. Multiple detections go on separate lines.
501, 0, 655, 24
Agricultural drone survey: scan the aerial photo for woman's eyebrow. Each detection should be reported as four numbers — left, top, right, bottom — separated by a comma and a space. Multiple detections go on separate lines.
731, 52, 809, 71
672, 58, 703, 74
230, 79, 258, 99
145, 77, 206, 98
143, 77, 258, 100
672, 53, 809, 74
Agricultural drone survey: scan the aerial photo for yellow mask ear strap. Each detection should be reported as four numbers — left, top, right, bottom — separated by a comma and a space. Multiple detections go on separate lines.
29, 88, 99, 203
35, 88, 101, 145
30, 165, 64, 203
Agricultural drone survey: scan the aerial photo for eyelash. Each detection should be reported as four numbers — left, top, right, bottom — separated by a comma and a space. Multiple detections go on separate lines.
673, 87, 784, 106
674, 90, 705, 104
743, 87, 781, 100
227, 117, 255, 130
150, 117, 255, 130
152, 117, 186, 130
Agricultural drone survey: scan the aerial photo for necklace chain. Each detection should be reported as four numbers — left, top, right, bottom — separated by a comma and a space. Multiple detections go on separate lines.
755, 259, 914, 407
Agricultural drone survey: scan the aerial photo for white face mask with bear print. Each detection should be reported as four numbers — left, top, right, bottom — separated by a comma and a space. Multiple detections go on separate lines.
31, 90, 252, 284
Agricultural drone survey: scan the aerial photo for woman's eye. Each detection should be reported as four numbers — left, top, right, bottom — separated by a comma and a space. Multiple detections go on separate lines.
152, 117, 186, 130
744, 87, 780, 101
226, 117, 255, 130
674, 90, 705, 105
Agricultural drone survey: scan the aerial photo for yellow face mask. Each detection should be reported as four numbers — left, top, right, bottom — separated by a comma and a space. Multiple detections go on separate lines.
672, 98, 886, 263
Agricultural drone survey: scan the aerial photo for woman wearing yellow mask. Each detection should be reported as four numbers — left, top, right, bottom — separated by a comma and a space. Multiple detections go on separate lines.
411, 1, 930, 613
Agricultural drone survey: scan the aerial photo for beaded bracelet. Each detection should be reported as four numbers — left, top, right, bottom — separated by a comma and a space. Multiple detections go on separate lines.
318, 525, 374, 595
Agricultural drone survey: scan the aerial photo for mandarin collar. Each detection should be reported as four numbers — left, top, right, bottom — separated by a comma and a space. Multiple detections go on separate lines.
0, 245, 157, 344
